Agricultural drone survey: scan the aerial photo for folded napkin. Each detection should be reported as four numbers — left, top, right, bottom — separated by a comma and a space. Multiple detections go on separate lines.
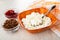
51, 20, 60, 37
51, 6, 60, 37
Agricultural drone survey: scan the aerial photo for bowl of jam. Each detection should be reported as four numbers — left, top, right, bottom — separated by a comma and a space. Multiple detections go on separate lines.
5, 10, 17, 19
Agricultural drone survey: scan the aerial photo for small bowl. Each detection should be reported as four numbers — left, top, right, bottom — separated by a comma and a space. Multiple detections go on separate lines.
3, 25, 19, 32
17, 7, 57, 33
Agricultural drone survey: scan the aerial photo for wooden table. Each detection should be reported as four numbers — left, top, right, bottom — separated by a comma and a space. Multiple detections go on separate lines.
0, 0, 60, 40
0, 27, 60, 40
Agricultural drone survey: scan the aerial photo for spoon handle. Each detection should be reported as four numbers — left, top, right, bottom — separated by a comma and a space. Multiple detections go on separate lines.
50, 5, 56, 11
45, 5, 56, 15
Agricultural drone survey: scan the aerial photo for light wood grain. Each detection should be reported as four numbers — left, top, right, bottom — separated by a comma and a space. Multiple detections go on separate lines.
0, 0, 60, 40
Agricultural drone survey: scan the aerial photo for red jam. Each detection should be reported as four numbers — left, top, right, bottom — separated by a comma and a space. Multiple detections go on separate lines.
5, 10, 17, 18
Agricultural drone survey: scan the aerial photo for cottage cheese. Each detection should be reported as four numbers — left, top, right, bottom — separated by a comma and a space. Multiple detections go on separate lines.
22, 12, 51, 30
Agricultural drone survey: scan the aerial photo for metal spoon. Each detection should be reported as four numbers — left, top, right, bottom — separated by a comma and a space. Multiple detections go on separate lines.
40, 5, 56, 25
42, 5, 56, 18
31, 5, 56, 27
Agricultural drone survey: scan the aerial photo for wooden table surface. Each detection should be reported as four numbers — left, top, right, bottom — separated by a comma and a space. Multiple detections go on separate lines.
0, 0, 60, 40
0, 27, 60, 40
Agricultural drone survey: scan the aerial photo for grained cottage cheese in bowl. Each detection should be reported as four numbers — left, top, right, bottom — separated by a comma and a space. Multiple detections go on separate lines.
22, 12, 52, 30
